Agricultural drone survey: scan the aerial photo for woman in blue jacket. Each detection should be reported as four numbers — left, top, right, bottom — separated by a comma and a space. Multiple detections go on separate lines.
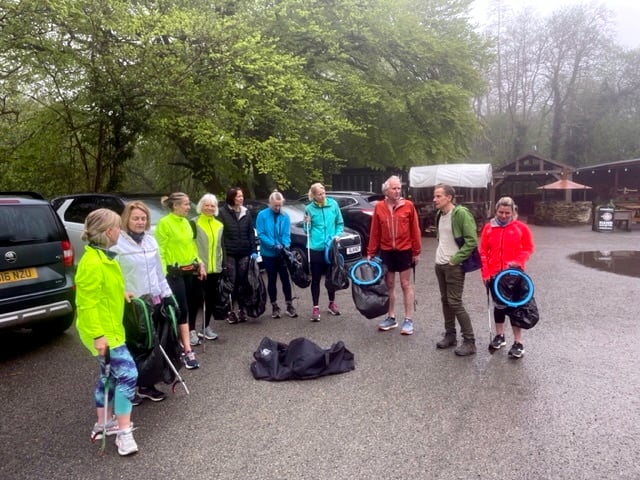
256, 191, 297, 319
304, 183, 344, 322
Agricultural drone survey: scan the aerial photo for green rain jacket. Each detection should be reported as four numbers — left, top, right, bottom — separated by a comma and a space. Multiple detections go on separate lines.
194, 214, 224, 274
435, 204, 478, 266
75, 245, 126, 356
155, 212, 201, 274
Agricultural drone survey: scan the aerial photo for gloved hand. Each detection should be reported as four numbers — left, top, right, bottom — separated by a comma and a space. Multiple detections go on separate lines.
250, 252, 259, 260
161, 295, 181, 319
276, 244, 283, 251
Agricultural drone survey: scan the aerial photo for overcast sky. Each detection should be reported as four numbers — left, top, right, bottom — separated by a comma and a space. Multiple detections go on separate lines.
470, 0, 640, 49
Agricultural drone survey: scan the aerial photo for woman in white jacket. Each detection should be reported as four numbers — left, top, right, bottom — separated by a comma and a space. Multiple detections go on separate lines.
111, 201, 175, 405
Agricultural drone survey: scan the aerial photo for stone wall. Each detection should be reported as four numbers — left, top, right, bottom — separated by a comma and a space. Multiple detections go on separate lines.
532, 201, 592, 225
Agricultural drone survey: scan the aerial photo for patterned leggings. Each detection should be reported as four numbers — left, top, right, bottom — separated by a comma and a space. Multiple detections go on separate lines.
94, 344, 138, 416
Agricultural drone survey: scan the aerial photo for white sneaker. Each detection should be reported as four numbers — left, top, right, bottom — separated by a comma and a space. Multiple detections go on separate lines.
115, 427, 138, 456
203, 326, 218, 340
189, 330, 201, 346
91, 416, 118, 441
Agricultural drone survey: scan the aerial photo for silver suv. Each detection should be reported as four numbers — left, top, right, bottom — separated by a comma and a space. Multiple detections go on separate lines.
51, 193, 170, 264
0, 192, 75, 334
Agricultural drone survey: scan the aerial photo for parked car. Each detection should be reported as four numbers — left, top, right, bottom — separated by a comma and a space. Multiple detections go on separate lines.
245, 200, 362, 269
0, 192, 76, 335
51, 193, 173, 264
297, 191, 383, 247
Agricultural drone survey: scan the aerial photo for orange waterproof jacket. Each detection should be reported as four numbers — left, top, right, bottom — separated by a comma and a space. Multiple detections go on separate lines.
479, 219, 534, 281
367, 198, 421, 257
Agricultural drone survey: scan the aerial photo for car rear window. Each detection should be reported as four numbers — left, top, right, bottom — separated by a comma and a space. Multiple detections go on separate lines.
0, 205, 62, 245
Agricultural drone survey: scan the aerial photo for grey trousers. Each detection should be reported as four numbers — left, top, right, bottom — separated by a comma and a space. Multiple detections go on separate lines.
435, 263, 475, 341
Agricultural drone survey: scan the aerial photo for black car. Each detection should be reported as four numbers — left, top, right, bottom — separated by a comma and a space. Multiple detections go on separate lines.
0, 192, 76, 335
297, 191, 383, 247
245, 200, 363, 269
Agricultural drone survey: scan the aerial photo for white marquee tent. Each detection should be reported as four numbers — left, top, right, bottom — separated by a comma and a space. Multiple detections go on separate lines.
409, 163, 493, 189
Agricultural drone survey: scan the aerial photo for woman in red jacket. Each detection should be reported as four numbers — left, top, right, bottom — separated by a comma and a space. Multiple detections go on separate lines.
479, 197, 534, 358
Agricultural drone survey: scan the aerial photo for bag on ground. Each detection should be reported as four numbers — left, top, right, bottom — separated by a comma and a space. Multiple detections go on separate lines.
250, 336, 355, 381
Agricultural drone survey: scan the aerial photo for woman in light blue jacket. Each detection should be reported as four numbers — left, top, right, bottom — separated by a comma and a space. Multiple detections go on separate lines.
304, 183, 344, 322
256, 191, 297, 319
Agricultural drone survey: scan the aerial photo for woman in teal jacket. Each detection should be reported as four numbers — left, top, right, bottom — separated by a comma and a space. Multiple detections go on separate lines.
75, 208, 138, 456
304, 183, 344, 322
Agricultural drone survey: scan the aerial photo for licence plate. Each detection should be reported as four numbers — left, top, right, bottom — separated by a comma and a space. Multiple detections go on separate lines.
0, 267, 38, 284
346, 245, 361, 255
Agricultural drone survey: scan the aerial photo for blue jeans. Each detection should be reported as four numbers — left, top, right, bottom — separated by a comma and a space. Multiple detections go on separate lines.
435, 263, 475, 341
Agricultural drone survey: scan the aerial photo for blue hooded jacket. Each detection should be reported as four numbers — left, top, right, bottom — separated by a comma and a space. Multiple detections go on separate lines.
256, 207, 291, 258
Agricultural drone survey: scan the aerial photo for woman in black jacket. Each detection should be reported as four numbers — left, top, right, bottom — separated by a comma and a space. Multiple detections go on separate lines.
217, 187, 257, 323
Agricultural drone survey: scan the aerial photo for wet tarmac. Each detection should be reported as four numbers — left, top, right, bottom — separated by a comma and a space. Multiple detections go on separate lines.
1, 224, 639, 479
569, 250, 640, 278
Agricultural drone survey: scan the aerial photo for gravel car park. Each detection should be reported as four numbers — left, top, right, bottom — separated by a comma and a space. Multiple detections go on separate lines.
0, 192, 75, 335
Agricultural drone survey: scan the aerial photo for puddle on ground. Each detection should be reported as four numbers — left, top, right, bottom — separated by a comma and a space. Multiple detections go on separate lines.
569, 251, 640, 278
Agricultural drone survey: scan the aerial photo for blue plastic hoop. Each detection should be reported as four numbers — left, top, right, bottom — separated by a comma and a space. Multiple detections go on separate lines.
349, 259, 383, 286
492, 269, 534, 307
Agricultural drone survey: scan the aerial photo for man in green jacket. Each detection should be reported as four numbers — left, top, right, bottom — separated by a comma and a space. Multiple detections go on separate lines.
433, 184, 478, 356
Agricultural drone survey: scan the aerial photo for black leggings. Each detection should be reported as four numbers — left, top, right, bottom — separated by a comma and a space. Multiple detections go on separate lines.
190, 274, 222, 328
309, 249, 335, 306
262, 255, 292, 304
166, 274, 196, 328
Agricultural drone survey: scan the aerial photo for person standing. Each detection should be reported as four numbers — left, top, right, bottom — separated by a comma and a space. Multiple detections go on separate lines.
192, 193, 225, 340
433, 184, 479, 356
256, 191, 298, 319
304, 183, 344, 322
367, 175, 422, 335
76, 208, 138, 456
155, 192, 205, 369
217, 187, 257, 324
479, 197, 535, 358
111, 201, 176, 405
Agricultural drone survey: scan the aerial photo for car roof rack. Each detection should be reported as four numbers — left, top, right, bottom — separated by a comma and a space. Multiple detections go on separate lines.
0, 191, 45, 200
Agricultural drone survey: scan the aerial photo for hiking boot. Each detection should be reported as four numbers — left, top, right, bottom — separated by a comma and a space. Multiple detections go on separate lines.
454, 339, 477, 356
508, 342, 525, 359
436, 333, 457, 349
311, 306, 320, 322
137, 386, 166, 402
91, 416, 119, 441
490, 334, 507, 350
115, 427, 138, 456
400, 318, 414, 335
378, 316, 398, 331
328, 302, 341, 316
285, 303, 298, 318
189, 330, 201, 346
183, 351, 200, 369
227, 311, 238, 324
271, 303, 281, 319
238, 309, 248, 323
203, 326, 218, 340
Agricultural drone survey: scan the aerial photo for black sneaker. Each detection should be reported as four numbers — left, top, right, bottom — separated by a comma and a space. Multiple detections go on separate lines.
227, 311, 238, 324
131, 394, 144, 407
271, 303, 281, 318
490, 334, 507, 350
238, 309, 247, 323
285, 303, 298, 318
508, 342, 525, 358
137, 386, 167, 402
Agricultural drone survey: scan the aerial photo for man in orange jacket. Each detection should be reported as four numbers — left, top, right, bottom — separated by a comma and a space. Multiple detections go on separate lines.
366, 175, 422, 335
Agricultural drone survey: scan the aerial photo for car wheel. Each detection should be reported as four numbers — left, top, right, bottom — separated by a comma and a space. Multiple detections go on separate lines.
33, 312, 75, 337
